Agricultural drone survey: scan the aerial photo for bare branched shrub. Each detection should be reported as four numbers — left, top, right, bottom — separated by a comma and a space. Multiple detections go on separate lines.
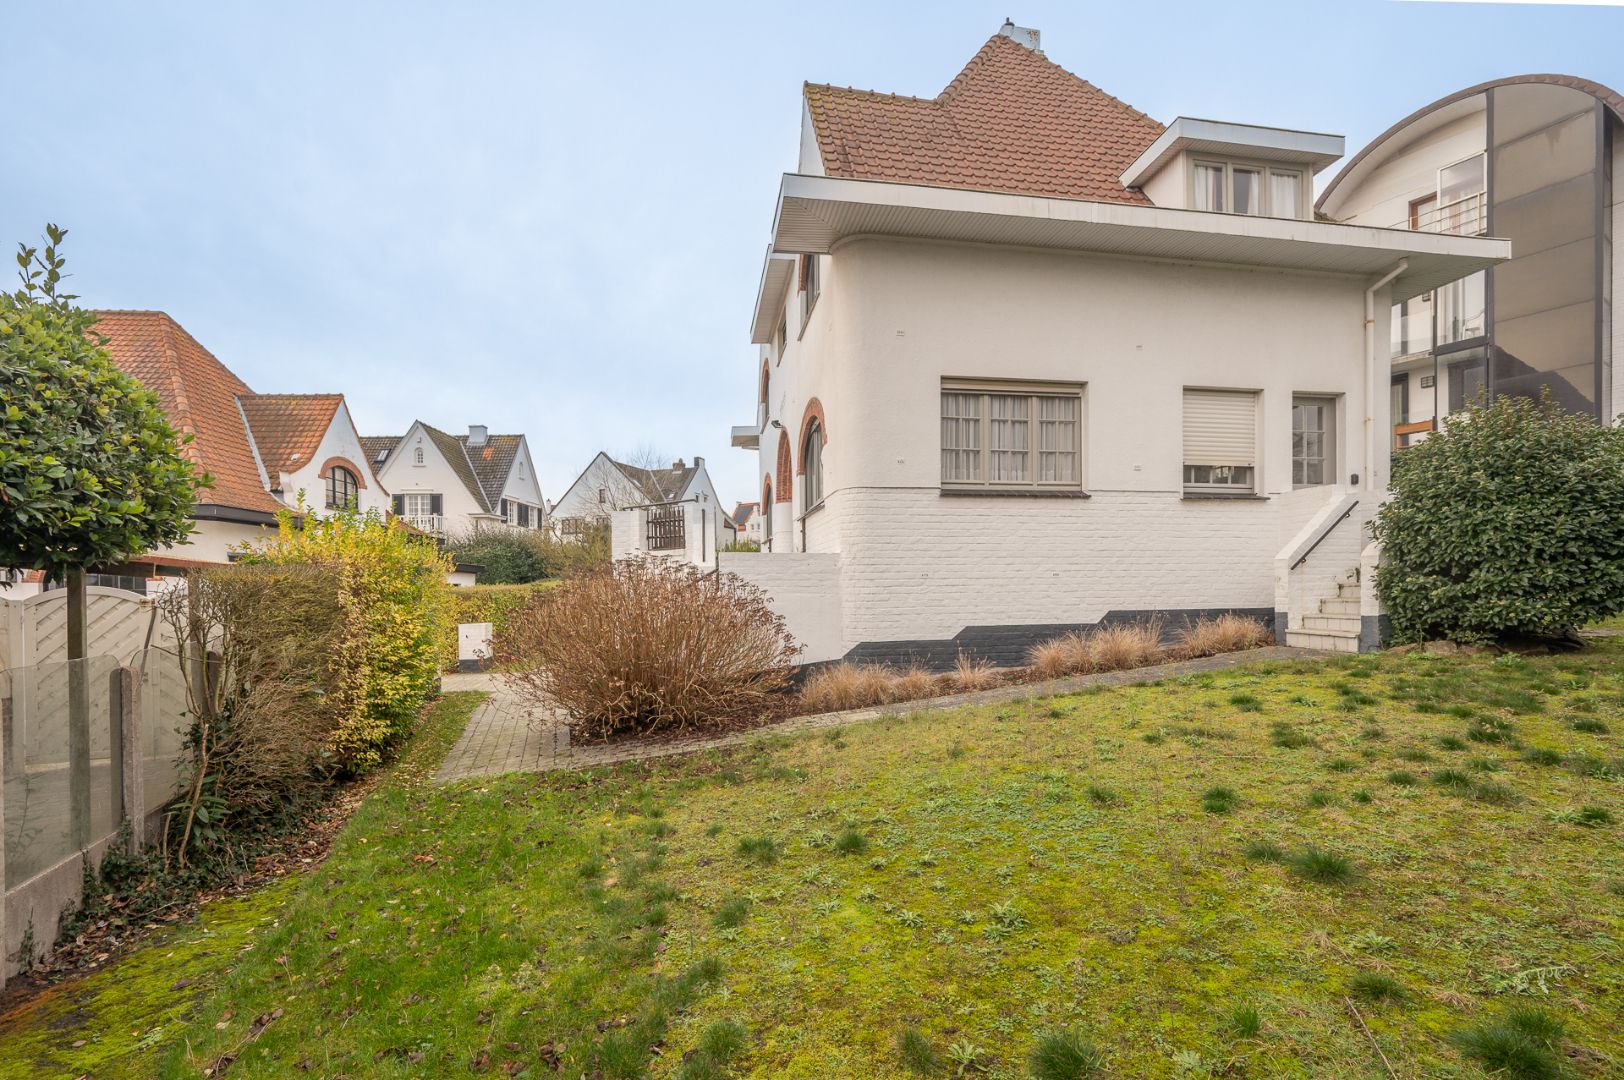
498, 559, 800, 738
1087, 620, 1164, 672
158, 564, 346, 866
950, 652, 1000, 692
1173, 614, 1272, 659
800, 663, 899, 712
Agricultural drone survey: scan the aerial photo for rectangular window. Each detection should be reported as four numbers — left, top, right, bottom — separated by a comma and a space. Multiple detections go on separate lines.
1291, 395, 1337, 488
1269, 171, 1302, 219
1232, 167, 1262, 215
1192, 160, 1306, 218
518, 503, 531, 528
1183, 389, 1258, 494
941, 382, 1083, 489
800, 254, 820, 328
1193, 163, 1225, 212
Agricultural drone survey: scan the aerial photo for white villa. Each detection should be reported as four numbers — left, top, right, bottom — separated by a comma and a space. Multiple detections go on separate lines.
1318, 75, 1623, 444
618, 22, 1508, 665
364, 423, 547, 538
562, 453, 733, 558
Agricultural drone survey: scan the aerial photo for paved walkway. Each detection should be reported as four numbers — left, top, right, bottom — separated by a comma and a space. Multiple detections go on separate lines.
433, 645, 1320, 783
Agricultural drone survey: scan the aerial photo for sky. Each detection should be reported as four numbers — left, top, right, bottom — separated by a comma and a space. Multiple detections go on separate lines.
5, 1, 1622, 507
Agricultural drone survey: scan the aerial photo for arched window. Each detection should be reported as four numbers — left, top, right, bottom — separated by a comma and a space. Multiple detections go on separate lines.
326, 465, 359, 510
413, 446, 424, 465
802, 420, 823, 509
761, 479, 773, 548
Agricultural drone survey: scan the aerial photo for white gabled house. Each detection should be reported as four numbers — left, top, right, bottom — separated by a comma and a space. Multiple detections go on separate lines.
645, 22, 1510, 666
555, 453, 733, 560
365, 423, 547, 538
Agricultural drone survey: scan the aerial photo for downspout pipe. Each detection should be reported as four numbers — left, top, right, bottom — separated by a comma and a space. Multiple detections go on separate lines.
1364, 260, 1408, 493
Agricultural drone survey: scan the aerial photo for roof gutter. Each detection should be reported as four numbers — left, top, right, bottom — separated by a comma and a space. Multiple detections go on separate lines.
1364, 259, 1408, 494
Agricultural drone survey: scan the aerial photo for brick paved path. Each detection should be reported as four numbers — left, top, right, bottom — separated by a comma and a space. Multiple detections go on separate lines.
433, 645, 1322, 783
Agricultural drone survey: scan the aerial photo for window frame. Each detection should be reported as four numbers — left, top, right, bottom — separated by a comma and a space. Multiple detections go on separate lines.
798, 254, 820, 336
1189, 158, 1308, 219
1182, 388, 1261, 496
802, 419, 825, 511
939, 379, 1085, 492
325, 465, 359, 511
1290, 394, 1338, 489
402, 492, 435, 518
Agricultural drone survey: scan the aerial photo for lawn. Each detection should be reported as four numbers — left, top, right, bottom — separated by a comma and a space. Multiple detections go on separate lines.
36, 645, 1624, 1078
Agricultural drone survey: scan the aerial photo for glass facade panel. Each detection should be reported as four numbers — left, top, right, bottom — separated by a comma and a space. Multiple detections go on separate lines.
1232, 168, 1261, 215
1488, 83, 1603, 417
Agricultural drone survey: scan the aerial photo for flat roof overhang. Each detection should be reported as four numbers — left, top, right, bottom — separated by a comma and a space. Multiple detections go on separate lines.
758, 175, 1509, 317
730, 425, 760, 449
749, 250, 799, 344
1121, 117, 1345, 189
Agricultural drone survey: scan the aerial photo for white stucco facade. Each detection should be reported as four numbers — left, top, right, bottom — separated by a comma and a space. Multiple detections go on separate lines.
275, 402, 391, 518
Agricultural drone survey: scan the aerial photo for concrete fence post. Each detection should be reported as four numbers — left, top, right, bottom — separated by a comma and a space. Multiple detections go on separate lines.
111, 666, 144, 852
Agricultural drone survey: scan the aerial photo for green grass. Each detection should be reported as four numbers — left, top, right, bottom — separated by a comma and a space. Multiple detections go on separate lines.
19, 643, 1624, 1078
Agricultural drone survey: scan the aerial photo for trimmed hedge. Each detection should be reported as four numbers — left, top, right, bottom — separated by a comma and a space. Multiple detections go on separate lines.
1373, 392, 1624, 643
441, 582, 560, 671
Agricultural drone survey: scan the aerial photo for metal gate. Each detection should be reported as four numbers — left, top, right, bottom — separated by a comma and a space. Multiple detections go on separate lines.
646, 504, 686, 551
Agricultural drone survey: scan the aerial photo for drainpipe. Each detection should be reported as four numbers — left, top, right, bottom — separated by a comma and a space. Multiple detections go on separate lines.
1364, 259, 1408, 492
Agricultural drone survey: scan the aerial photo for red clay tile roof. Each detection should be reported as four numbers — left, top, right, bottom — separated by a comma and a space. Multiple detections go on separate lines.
93, 310, 281, 515
804, 34, 1164, 203
458, 433, 525, 508
239, 394, 343, 478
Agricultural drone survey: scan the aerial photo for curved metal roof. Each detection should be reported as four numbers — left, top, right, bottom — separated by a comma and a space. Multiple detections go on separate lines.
1318, 73, 1624, 213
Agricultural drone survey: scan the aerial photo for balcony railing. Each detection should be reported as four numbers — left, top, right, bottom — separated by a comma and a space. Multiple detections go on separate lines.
1393, 419, 1435, 450
401, 514, 444, 535
1391, 192, 1486, 236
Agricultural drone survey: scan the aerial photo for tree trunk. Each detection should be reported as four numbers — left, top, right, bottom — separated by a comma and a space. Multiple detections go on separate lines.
67, 568, 91, 849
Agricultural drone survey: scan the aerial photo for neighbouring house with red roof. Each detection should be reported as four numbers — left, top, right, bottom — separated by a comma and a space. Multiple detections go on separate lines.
90, 310, 389, 578
617, 20, 1511, 665
730, 501, 762, 545
364, 423, 546, 539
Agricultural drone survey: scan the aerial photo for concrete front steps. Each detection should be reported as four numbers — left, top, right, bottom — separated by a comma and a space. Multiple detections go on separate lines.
1285, 576, 1362, 653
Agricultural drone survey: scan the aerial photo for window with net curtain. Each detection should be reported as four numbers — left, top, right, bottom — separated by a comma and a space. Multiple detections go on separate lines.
941, 383, 1081, 488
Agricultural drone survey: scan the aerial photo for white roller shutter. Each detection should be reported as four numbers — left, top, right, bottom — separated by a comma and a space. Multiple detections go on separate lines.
1183, 389, 1258, 467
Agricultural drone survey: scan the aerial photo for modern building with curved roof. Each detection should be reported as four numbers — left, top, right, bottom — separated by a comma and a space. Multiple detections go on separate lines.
1318, 75, 1622, 445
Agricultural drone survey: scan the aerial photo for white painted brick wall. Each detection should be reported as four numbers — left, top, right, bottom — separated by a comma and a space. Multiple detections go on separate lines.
720, 551, 844, 662
803, 486, 1337, 645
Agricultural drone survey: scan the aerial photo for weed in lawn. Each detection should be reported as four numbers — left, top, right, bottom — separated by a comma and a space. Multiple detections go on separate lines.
736, 836, 779, 865
1083, 783, 1120, 806
713, 897, 751, 929
1142, 731, 1166, 745
1227, 1004, 1261, 1039
1229, 693, 1263, 713
1349, 930, 1397, 954
1350, 788, 1374, 804
833, 828, 869, 855
1386, 770, 1419, 786
1269, 722, 1312, 749
898, 1027, 941, 1075
1571, 717, 1610, 734
1028, 1029, 1104, 1079
1436, 734, 1467, 751
1306, 789, 1336, 808
1432, 768, 1474, 792
1285, 846, 1355, 885
1576, 806, 1615, 828
1348, 971, 1408, 1003
944, 1039, 984, 1076
1450, 1006, 1566, 1080
1323, 757, 1356, 773
1521, 747, 1564, 766
1467, 718, 1515, 744
1395, 746, 1434, 763
1201, 786, 1239, 814
1469, 780, 1518, 806
1242, 840, 1285, 862
1358, 724, 1386, 740
1467, 756, 1501, 772
675, 1018, 748, 1079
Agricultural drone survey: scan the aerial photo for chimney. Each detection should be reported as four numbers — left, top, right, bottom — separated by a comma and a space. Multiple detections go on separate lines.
467, 424, 488, 447
672, 458, 685, 470
693, 455, 704, 470
998, 18, 1040, 51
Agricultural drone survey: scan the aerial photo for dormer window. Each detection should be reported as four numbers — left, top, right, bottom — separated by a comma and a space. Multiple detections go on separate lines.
1192, 159, 1305, 218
